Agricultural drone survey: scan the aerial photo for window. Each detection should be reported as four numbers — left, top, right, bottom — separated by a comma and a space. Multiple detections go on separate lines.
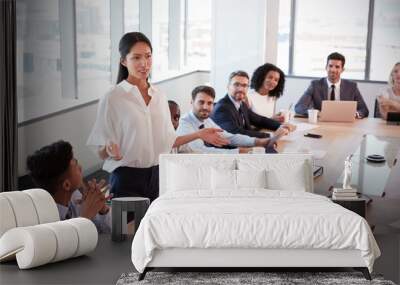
185, 0, 212, 70
16, 0, 111, 123
277, 0, 291, 74
121, 0, 212, 81
277, 0, 399, 81
17, 0, 213, 123
124, 0, 139, 33
370, 0, 400, 81
16, 0, 62, 123
293, 0, 369, 79
76, 0, 111, 100
152, 0, 169, 81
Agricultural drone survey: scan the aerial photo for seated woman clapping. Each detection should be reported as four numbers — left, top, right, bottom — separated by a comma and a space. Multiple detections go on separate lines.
377, 62, 400, 119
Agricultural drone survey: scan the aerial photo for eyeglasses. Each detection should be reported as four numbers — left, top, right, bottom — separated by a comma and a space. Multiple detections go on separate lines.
232, 82, 249, 89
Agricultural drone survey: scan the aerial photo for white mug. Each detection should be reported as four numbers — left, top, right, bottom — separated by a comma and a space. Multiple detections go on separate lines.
279, 109, 290, 123
307, 109, 319, 124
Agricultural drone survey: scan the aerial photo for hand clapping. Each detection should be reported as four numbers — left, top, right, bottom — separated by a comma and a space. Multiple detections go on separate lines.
79, 178, 109, 220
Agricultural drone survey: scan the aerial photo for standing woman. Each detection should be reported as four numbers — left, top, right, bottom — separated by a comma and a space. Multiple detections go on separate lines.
87, 32, 227, 201
247, 63, 286, 122
377, 62, 400, 119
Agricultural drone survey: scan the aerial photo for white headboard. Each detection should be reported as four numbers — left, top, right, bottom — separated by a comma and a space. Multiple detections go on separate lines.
159, 154, 314, 195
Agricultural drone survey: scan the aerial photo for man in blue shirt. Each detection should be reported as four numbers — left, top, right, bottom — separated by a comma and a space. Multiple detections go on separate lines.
176, 85, 288, 153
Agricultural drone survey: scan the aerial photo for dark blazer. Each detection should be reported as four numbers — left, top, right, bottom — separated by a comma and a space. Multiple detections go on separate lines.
294, 78, 369, 118
211, 94, 281, 138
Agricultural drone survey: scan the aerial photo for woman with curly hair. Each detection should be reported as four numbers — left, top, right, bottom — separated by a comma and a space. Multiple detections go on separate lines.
247, 63, 286, 122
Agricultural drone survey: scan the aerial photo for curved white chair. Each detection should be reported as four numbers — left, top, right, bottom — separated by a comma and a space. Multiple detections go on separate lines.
0, 189, 98, 269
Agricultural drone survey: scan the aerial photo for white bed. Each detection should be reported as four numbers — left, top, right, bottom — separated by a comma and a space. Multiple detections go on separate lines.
131, 154, 380, 280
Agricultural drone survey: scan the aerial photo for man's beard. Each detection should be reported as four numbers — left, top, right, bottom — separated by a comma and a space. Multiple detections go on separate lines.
199, 110, 209, 119
195, 110, 209, 119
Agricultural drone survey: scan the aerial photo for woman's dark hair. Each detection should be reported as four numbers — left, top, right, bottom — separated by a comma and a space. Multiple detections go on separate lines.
26, 140, 73, 195
250, 63, 285, 98
117, 32, 153, 84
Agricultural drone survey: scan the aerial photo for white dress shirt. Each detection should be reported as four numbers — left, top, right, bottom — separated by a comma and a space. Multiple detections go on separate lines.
176, 111, 255, 154
87, 80, 177, 172
326, 78, 341, 101
247, 89, 276, 118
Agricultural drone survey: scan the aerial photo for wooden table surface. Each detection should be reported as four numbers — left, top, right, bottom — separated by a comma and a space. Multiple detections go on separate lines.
277, 118, 400, 197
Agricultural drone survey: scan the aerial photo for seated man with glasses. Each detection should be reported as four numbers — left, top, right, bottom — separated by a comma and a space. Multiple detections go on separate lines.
211, 70, 295, 139
176, 85, 288, 154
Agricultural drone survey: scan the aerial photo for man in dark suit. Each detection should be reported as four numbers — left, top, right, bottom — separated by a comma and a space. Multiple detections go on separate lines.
294, 52, 369, 118
211, 70, 294, 138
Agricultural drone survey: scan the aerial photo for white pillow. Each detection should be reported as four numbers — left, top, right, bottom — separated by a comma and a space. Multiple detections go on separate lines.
211, 169, 267, 191
211, 168, 237, 191
167, 162, 211, 191
267, 167, 306, 191
237, 158, 310, 191
236, 169, 267, 189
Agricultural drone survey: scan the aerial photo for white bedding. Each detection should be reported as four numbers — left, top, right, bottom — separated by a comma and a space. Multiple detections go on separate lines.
131, 190, 380, 273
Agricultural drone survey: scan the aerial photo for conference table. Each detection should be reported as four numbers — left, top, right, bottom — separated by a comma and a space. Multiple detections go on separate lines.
278, 118, 400, 199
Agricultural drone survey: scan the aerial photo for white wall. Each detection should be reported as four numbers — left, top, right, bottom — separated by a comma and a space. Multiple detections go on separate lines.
211, 0, 266, 99
158, 71, 210, 114
275, 77, 387, 115
18, 71, 210, 176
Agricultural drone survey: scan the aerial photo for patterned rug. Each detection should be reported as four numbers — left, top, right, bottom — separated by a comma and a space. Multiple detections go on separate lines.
116, 271, 396, 285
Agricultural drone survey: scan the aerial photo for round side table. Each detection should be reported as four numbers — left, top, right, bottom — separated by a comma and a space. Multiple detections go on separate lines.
111, 197, 150, 242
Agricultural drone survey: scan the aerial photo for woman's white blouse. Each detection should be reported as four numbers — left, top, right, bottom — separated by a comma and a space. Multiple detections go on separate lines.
247, 90, 276, 118
378, 86, 400, 103
87, 80, 177, 172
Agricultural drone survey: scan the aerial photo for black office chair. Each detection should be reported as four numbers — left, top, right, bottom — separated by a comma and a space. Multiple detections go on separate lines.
373, 98, 381, 118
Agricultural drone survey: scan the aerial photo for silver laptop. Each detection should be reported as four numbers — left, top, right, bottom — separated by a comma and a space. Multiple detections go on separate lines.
319, 101, 357, 122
